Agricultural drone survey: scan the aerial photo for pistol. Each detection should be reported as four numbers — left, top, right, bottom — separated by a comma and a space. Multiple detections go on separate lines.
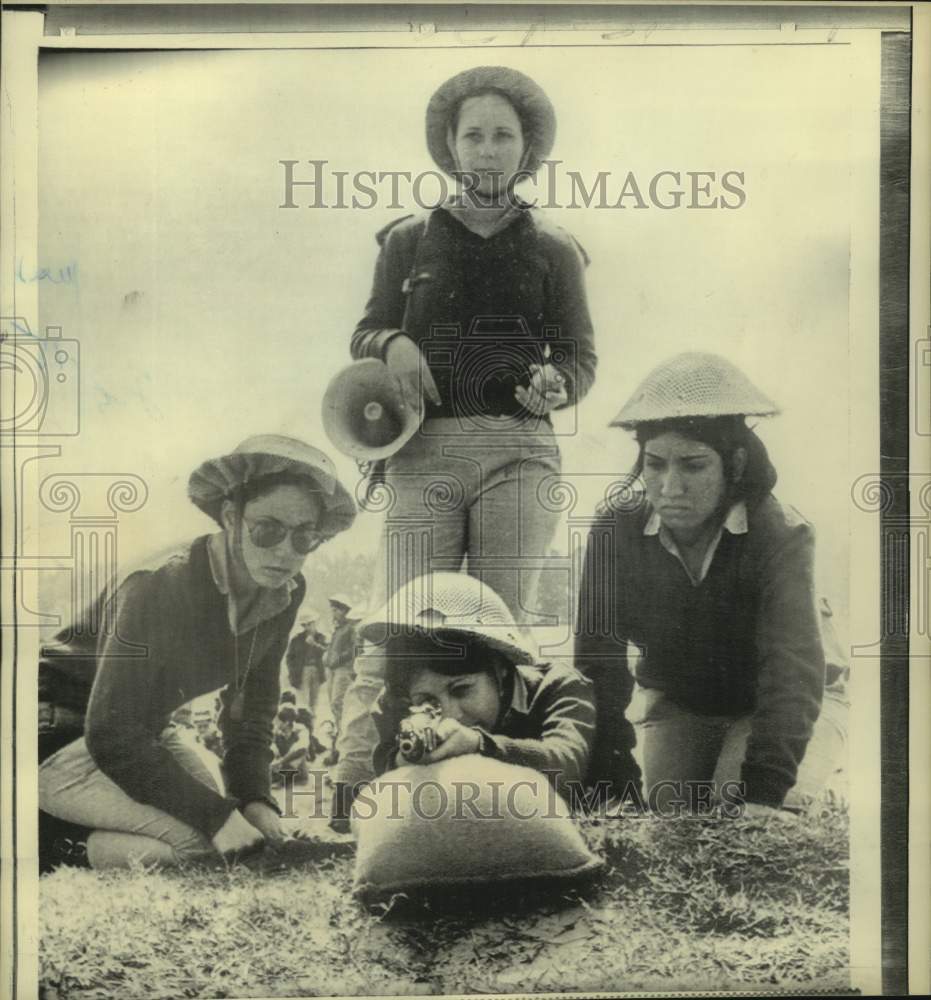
396, 702, 442, 763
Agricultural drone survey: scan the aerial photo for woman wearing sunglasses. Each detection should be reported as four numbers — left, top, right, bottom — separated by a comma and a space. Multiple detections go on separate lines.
38, 435, 355, 870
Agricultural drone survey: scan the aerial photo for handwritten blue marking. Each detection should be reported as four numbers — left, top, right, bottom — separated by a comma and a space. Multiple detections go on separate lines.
16, 259, 79, 285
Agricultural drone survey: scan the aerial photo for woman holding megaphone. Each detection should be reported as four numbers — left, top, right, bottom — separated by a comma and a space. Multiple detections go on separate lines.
327, 66, 597, 827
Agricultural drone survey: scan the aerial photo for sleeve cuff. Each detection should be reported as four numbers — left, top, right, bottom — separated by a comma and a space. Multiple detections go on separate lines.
551, 363, 577, 407
202, 797, 240, 839
475, 727, 499, 758
236, 794, 282, 817
372, 328, 407, 361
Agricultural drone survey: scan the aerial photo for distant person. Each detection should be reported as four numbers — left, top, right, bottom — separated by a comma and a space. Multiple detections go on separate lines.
193, 709, 224, 760
37, 435, 355, 870
286, 616, 328, 712
270, 706, 310, 785
322, 594, 358, 733
296, 706, 328, 762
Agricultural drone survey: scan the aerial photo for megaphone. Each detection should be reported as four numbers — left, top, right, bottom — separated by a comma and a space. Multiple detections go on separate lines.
322, 358, 424, 461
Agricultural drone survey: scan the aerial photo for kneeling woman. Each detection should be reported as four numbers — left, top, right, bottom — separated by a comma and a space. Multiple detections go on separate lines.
575, 353, 829, 815
364, 573, 595, 798
38, 436, 355, 869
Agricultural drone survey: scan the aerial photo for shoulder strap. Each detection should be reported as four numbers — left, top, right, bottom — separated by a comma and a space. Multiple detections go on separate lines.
400, 211, 434, 325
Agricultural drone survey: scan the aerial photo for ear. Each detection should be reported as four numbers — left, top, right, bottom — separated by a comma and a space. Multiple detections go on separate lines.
732, 446, 748, 483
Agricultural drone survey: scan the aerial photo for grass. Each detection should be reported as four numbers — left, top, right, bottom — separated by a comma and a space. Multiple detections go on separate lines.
39, 796, 849, 999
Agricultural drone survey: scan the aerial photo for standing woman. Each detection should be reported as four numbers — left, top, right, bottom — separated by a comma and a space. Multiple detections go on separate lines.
330, 66, 598, 815
38, 436, 355, 869
575, 354, 834, 816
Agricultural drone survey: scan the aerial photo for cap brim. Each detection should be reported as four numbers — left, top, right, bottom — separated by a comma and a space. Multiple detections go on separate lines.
359, 622, 535, 666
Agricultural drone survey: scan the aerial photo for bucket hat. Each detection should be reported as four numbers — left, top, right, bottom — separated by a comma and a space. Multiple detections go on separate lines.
610, 352, 779, 429
188, 434, 356, 539
426, 66, 556, 177
360, 572, 536, 666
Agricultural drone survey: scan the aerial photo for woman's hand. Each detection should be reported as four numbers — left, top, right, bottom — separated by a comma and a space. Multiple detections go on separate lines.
242, 800, 288, 847
421, 718, 481, 764
385, 334, 441, 411
211, 808, 265, 856
515, 363, 568, 415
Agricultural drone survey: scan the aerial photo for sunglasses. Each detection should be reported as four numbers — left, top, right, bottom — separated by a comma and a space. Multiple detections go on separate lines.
243, 516, 325, 555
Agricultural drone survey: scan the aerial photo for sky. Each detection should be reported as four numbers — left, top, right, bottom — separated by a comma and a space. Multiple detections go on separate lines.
29, 40, 860, 635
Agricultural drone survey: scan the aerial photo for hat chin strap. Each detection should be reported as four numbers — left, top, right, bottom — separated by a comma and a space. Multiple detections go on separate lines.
517, 143, 533, 175
446, 129, 533, 205
226, 505, 261, 604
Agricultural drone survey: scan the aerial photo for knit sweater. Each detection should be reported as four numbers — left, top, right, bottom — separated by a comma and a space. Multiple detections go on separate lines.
574, 494, 825, 807
351, 203, 597, 419
322, 621, 358, 672
38, 535, 305, 836
286, 631, 327, 688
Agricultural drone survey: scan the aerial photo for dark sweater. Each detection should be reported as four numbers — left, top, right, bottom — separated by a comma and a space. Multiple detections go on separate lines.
322, 620, 358, 672
371, 662, 596, 793
285, 631, 327, 688
574, 494, 825, 807
39, 535, 305, 837
351, 204, 597, 419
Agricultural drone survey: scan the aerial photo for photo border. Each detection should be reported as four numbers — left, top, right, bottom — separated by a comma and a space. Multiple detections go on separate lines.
1, 2, 925, 997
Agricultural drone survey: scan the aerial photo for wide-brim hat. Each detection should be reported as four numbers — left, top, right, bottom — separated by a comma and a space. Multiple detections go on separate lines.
188, 434, 356, 539
610, 352, 780, 429
360, 572, 536, 666
426, 65, 556, 177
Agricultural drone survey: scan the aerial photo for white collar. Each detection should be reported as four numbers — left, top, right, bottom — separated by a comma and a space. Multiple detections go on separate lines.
644, 501, 748, 537
644, 501, 748, 585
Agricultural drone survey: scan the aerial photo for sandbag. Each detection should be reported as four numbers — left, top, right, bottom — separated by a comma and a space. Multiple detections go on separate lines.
351, 755, 604, 902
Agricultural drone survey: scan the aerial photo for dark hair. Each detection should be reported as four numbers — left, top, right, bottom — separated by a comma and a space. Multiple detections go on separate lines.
228, 471, 323, 511
450, 87, 527, 139
280, 690, 297, 705
277, 705, 297, 723
383, 631, 514, 699
296, 707, 314, 730
634, 415, 777, 509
